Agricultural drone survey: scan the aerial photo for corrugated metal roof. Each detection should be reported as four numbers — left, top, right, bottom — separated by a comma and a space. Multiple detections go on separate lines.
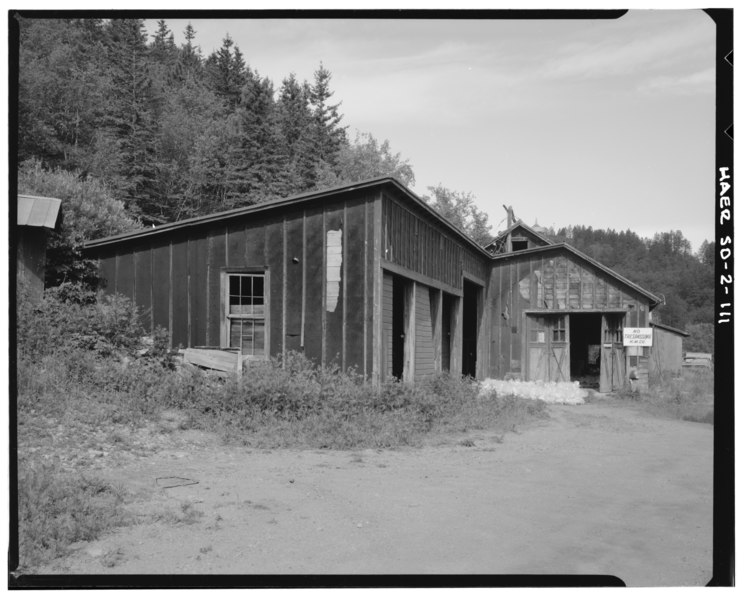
17, 194, 62, 229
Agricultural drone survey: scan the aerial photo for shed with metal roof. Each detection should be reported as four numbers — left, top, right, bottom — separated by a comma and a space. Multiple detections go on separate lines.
16, 194, 62, 300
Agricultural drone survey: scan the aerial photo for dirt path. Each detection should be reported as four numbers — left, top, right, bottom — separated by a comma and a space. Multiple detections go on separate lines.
43, 401, 712, 585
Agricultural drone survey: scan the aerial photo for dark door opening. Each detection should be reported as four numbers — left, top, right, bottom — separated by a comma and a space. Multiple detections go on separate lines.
391, 275, 407, 379
441, 292, 456, 372
462, 279, 481, 378
569, 313, 602, 388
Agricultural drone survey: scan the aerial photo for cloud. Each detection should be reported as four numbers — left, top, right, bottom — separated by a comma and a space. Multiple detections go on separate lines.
536, 12, 714, 85
637, 67, 716, 95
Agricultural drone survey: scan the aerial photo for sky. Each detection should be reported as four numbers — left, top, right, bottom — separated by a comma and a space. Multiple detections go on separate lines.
152, 11, 710, 250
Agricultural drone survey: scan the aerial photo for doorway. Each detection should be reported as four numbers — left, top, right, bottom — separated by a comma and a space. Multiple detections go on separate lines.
391, 275, 408, 379
441, 292, 456, 372
569, 313, 602, 389
462, 279, 481, 378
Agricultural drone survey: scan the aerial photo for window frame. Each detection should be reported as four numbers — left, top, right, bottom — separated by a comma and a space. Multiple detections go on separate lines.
220, 268, 270, 359
552, 315, 567, 343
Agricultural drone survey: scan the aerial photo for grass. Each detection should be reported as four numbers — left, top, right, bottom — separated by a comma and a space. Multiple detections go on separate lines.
644, 369, 714, 423
611, 369, 714, 424
17, 459, 128, 571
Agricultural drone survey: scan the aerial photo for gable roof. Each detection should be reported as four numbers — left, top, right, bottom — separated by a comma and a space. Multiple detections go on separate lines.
485, 220, 553, 251
84, 177, 492, 257
491, 242, 663, 308
17, 194, 62, 229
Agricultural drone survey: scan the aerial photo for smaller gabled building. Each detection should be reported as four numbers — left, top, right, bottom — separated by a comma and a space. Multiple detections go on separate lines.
487, 222, 662, 392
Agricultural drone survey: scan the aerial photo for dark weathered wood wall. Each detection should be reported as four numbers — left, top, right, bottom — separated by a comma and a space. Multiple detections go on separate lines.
16, 227, 47, 301
649, 327, 684, 377
381, 192, 488, 289
97, 191, 378, 376
379, 192, 490, 380
489, 250, 651, 379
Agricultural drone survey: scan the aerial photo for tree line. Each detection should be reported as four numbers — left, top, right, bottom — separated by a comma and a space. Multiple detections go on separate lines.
17, 18, 415, 224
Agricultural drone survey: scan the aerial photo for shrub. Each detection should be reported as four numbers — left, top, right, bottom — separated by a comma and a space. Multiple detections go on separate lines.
18, 158, 141, 288
17, 282, 145, 359
150, 354, 547, 449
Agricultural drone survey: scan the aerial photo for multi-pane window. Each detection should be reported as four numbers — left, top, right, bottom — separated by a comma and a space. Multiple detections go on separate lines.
552, 315, 567, 343
226, 273, 265, 356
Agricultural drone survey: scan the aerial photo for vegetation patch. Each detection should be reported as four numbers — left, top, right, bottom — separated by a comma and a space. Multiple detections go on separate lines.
15, 285, 548, 570
643, 370, 714, 424
17, 459, 128, 571
610, 370, 714, 424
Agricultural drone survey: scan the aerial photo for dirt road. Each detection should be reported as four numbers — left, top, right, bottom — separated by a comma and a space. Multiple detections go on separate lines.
43, 401, 713, 585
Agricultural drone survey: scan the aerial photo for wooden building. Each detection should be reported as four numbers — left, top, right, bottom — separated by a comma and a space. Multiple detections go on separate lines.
648, 322, 689, 379
84, 178, 661, 390
16, 194, 62, 301
486, 222, 662, 391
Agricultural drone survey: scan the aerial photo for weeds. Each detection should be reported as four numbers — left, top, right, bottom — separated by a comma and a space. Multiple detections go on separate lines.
637, 370, 714, 423
17, 459, 128, 570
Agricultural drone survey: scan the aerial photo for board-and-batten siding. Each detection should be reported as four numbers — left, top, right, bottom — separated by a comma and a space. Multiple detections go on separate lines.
381, 193, 488, 290
97, 193, 376, 377
490, 251, 651, 379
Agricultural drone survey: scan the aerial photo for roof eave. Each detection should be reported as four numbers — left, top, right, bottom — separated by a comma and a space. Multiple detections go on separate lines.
83, 177, 493, 258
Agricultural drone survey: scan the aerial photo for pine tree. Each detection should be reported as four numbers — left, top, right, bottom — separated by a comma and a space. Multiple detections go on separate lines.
205, 35, 246, 110
100, 18, 159, 218
277, 73, 315, 192
226, 71, 290, 205
17, 18, 108, 170
307, 63, 347, 176
178, 22, 204, 82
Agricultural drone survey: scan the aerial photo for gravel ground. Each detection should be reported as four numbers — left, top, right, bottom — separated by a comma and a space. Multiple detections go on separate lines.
23, 399, 713, 586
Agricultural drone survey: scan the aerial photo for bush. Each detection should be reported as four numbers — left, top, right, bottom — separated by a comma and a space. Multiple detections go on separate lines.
18, 159, 141, 287
17, 282, 145, 359
150, 355, 546, 449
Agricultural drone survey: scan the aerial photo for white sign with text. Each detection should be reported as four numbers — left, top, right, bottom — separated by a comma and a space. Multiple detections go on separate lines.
623, 327, 653, 347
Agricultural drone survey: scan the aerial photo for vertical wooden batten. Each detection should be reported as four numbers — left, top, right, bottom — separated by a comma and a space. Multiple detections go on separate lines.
168, 241, 173, 347
282, 216, 287, 360
186, 238, 192, 348
362, 201, 368, 377
371, 194, 383, 383
342, 203, 348, 370
301, 210, 306, 351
